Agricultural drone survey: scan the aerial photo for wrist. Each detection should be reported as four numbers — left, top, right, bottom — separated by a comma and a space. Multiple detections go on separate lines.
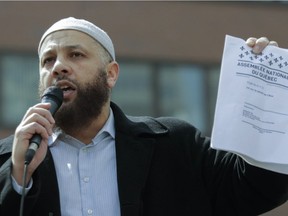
11, 164, 32, 187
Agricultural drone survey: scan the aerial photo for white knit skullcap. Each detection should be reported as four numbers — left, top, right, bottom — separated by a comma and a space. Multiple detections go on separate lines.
38, 17, 115, 60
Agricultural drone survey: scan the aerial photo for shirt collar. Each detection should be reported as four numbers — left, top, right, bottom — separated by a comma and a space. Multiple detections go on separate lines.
49, 108, 115, 146
94, 108, 115, 140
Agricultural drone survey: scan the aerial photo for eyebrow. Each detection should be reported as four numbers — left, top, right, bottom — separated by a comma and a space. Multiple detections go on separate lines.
40, 44, 85, 56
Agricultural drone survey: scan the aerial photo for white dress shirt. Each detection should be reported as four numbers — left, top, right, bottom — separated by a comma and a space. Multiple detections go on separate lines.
13, 109, 121, 216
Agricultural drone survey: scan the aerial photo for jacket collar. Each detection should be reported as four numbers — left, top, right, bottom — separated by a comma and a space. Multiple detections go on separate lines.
111, 101, 168, 137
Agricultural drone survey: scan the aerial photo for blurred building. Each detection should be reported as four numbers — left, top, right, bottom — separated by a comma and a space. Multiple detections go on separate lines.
0, 2, 287, 215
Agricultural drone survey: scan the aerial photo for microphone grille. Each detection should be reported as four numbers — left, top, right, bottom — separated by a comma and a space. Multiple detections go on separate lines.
41, 86, 63, 106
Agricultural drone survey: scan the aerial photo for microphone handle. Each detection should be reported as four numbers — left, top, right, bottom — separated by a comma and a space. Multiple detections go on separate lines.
25, 134, 42, 165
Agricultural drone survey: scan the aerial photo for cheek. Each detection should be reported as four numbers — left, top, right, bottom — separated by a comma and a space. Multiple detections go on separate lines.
77, 70, 97, 84
39, 71, 53, 87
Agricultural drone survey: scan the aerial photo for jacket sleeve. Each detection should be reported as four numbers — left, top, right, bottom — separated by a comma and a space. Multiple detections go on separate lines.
0, 137, 40, 216
194, 128, 288, 215
159, 117, 288, 215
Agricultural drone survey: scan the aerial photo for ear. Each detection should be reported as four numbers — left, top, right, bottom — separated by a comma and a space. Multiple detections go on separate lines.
106, 61, 119, 89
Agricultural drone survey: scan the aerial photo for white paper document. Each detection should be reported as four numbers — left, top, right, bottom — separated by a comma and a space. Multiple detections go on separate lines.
211, 35, 288, 174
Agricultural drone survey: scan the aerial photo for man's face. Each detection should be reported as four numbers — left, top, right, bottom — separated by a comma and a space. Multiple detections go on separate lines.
38, 30, 118, 131
39, 30, 109, 102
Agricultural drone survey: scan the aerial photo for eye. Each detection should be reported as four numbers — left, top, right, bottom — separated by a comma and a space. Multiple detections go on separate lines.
71, 52, 84, 58
42, 57, 55, 66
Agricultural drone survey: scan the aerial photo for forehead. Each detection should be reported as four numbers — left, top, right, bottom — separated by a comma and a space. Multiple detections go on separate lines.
39, 30, 97, 55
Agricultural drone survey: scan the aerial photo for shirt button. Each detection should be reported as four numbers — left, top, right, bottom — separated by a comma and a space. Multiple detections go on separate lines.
83, 177, 90, 182
87, 209, 93, 215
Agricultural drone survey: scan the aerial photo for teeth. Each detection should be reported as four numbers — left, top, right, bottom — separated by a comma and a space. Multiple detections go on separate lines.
61, 86, 70, 91
57, 82, 75, 91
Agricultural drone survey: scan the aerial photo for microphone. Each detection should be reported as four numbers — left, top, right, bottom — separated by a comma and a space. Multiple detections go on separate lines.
24, 86, 63, 165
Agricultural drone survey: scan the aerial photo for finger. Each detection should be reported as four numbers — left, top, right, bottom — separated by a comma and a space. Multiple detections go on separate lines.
246, 37, 257, 47
12, 120, 51, 168
30, 138, 49, 165
269, 40, 278, 47
22, 103, 54, 124
23, 112, 54, 136
12, 122, 50, 179
17, 121, 51, 142
18, 103, 55, 139
253, 37, 270, 54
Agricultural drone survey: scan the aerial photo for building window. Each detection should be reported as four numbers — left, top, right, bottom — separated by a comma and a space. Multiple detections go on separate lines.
158, 64, 207, 133
112, 62, 155, 116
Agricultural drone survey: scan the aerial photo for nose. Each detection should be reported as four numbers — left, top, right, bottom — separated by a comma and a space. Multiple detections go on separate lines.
51, 58, 70, 77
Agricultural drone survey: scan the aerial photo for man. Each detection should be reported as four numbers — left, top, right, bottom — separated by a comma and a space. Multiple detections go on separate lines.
0, 17, 287, 216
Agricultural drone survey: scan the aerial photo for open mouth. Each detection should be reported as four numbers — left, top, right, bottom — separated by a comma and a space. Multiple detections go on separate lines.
56, 80, 76, 90
55, 80, 77, 99
61, 85, 76, 92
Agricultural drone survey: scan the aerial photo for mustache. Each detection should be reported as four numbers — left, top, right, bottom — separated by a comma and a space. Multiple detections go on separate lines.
52, 75, 79, 87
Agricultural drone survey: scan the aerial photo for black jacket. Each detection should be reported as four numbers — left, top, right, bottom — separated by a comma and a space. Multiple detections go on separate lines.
0, 102, 288, 216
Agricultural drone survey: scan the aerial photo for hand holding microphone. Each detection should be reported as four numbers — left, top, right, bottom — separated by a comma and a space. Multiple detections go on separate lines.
11, 86, 63, 185
25, 86, 63, 165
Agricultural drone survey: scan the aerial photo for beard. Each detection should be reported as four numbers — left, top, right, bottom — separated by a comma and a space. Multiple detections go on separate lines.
39, 69, 110, 134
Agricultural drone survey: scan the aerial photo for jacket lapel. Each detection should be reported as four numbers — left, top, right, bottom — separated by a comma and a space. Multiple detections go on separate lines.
116, 134, 155, 215
111, 102, 168, 215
